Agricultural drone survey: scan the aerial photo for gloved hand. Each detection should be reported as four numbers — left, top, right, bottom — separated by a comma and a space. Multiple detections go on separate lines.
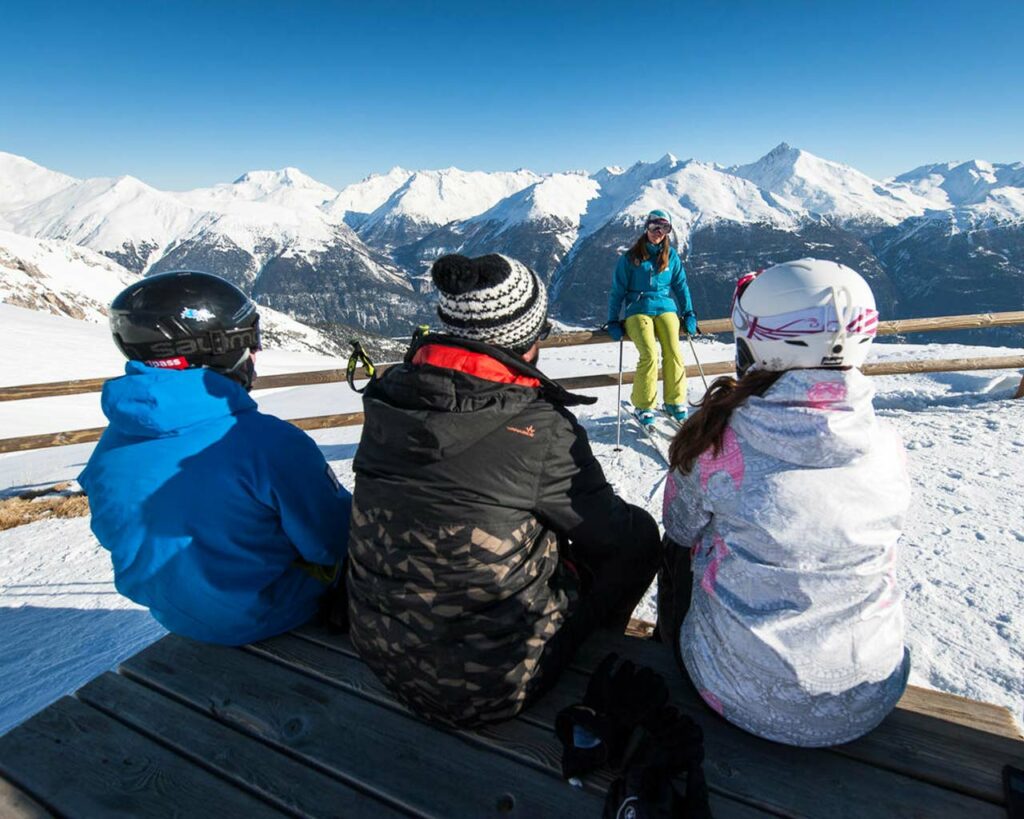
555, 654, 670, 779
682, 313, 698, 337
607, 320, 626, 342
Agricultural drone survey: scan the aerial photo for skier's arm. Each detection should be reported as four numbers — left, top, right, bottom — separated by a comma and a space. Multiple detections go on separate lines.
671, 258, 698, 335
671, 258, 695, 318
662, 467, 711, 550
606, 255, 629, 324
534, 407, 658, 558
267, 426, 352, 566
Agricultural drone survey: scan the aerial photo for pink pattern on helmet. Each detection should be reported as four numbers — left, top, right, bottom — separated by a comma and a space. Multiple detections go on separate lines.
698, 427, 744, 491
806, 381, 848, 410
662, 471, 679, 518
700, 535, 729, 596
700, 689, 724, 715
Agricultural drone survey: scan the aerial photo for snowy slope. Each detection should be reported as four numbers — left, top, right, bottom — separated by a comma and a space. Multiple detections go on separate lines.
888, 160, 1024, 223
360, 167, 542, 241
469, 171, 601, 236
0, 152, 77, 219
4, 175, 199, 273
0, 325, 1022, 738
728, 143, 932, 226
323, 166, 413, 224
0, 229, 137, 321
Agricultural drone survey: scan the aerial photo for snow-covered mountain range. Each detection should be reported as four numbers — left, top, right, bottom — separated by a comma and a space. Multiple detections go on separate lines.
1, 145, 1022, 339
0, 228, 392, 359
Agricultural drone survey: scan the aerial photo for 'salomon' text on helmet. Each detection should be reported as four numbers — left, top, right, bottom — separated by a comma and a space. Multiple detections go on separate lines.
730, 258, 878, 376
109, 271, 261, 386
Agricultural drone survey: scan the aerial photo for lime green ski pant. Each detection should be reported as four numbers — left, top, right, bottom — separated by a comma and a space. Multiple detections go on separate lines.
625, 312, 686, 409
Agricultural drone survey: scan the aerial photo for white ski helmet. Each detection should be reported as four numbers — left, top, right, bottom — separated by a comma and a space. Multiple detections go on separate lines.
730, 258, 878, 376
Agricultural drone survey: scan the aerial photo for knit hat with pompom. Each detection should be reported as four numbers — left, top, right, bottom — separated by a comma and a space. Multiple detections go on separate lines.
430, 254, 548, 353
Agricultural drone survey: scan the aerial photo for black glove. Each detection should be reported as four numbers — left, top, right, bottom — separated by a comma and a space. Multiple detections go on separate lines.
555, 654, 670, 779
603, 706, 712, 819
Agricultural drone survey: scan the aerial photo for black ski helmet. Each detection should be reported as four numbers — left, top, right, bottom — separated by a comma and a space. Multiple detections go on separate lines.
109, 271, 261, 387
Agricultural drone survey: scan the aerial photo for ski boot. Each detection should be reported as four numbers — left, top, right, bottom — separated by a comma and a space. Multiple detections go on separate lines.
634, 407, 656, 427
664, 403, 688, 423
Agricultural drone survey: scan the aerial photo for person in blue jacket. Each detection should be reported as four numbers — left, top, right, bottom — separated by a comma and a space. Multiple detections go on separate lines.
79, 271, 352, 646
607, 210, 698, 425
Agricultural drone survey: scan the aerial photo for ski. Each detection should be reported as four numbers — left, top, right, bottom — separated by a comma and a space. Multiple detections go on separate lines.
621, 401, 672, 467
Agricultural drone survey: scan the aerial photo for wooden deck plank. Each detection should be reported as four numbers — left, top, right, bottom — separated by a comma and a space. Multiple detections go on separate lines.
76, 671, 411, 819
120, 635, 607, 818
897, 685, 1023, 740
251, 633, 775, 819
291, 626, 1004, 819
561, 627, 1024, 805
0, 696, 286, 819
0, 776, 56, 819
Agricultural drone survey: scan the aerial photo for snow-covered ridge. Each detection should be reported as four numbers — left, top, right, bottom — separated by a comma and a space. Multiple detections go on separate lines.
362, 167, 543, 230
2, 146, 1022, 270
0, 229, 137, 322
728, 143, 934, 226
0, 231, 348, 357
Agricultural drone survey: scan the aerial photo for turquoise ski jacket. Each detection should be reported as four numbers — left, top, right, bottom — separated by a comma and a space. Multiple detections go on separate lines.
607, 243, 695, 323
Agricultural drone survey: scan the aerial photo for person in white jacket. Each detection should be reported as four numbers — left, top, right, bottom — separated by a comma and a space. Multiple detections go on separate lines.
660, 258, 912, 747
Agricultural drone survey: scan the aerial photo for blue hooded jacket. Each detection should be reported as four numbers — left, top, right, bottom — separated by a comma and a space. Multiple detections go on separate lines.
79, 361, 351, 645
607, 243, 695, 323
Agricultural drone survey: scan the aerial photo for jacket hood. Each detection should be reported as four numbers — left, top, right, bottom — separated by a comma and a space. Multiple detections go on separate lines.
729, 368, 878, 467
364, 335, 593, 464
101, 361, 257, 438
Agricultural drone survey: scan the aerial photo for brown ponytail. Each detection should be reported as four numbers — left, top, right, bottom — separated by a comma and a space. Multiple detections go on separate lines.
628, 233, 671, 272
668, 369, 784, 473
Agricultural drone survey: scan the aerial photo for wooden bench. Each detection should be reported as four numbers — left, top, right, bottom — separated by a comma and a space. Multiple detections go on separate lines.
1, 623, 1021, 818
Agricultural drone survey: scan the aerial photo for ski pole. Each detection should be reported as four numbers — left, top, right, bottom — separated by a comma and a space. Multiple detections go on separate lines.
614, 335, 625, 452
687, 334, 710, 393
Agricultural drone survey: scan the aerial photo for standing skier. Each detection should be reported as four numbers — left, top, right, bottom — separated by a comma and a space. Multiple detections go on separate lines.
79, 271, 352, 646
347, 253, 661, 728
660, 259, 911, 747
607, 209, 698, 425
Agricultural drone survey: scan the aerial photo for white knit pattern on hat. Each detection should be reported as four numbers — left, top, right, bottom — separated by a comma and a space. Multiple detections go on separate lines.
436, 255, 548, 350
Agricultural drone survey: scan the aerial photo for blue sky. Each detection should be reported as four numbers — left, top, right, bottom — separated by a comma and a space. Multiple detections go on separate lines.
2, 0, 1022, 189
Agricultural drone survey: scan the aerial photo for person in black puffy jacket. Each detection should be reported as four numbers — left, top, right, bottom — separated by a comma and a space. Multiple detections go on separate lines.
347, 253, 661, 727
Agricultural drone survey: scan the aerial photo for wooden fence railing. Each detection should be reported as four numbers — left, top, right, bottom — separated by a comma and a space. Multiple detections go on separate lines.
1, 310, 1022, 454
2, 310, 1023, 404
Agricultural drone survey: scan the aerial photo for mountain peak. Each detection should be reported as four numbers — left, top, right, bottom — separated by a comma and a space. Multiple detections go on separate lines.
233, 167, 324, 189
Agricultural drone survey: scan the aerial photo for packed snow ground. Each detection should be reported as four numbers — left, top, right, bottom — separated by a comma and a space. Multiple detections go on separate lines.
1, 311, 1022, 736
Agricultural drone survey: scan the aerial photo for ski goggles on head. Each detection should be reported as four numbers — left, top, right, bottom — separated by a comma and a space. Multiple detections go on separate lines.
645, 220, 672, 234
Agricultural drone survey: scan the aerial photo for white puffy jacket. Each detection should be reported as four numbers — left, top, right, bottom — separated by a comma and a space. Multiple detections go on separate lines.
663, 368, 911, 747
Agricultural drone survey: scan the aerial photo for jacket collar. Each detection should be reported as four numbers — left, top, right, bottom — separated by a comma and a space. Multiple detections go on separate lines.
406, 333, 596, 407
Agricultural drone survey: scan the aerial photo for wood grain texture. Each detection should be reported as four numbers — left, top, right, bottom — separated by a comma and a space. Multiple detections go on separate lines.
0, 696, 286, 818
565, 629, 1024, 805
76, 671, 411, 819
291, 625, 1005, 817
0, 776, 56, 818
120, 635, 607, 819
254, 631, 775, 819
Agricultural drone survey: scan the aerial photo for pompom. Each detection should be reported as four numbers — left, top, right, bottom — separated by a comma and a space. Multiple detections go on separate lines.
431, 255, 479, 295
431, 254, 511, 295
